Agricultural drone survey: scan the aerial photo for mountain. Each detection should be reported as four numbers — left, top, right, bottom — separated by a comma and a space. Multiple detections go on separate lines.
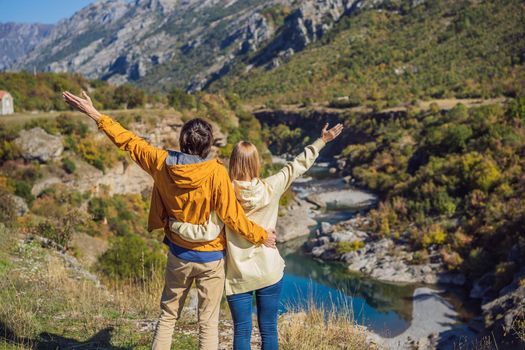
12, 0, 392, 91
0, 23, 54, 70
214, 0, 525, 105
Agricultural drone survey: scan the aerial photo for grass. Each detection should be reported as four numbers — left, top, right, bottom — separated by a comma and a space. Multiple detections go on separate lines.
512, 317, 525, 344
0, 223, 380, 350
3, 223, 521, 349
0, 108, 178, 127
278, 300, 376, 350
0, 225, 196, 350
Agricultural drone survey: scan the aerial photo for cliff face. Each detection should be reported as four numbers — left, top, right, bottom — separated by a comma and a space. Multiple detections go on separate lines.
0, 23, 54, 70
9, 0, 391, 91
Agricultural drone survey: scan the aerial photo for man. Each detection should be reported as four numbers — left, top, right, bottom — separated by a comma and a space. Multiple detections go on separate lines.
63, 91, 277, 350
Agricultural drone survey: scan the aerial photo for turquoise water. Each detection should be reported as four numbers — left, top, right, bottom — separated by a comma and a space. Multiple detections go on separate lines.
275, 164, 476, 338
278, 237, 414, 337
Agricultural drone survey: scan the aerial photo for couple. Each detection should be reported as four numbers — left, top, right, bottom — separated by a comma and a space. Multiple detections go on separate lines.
63, 91, 343, 350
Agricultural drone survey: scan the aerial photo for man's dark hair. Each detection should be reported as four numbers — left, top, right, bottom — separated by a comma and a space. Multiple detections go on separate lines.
179, 118, 213, 158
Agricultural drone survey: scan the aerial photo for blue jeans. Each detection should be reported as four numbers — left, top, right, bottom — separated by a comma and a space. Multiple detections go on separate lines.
227, 279, 283, 350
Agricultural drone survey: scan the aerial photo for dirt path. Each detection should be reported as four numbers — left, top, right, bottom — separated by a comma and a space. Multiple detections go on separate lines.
246, 97, 506, 115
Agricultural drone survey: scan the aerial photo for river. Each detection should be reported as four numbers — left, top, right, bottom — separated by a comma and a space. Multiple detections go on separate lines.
276, 164, 480, 340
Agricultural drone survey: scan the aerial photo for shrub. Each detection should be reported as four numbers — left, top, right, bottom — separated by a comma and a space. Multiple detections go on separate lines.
411, 250, 429, 264
461, 153, 501, 192
0, 141, 21, 164
168, 89, 196, 110
113, 84, 145, 109
108, 218, 132, 236
444, 124, 473, 152
88, 197, 108, 222
13, 180, 34, 205
0, 188, 16, 225
62, 158, 76, 174
97, 234, 166, 281
440, 248, 463, 271
33, 211, 81, 249
466, 247, 493, 277
279, 189, 295, 208
335, 240, 365, 254
421, 224, 447, 248
23, 118, 59, 135
56, 114, 89, 137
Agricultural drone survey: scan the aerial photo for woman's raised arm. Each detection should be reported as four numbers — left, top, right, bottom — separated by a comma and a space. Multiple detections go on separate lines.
267, 123, 344, 195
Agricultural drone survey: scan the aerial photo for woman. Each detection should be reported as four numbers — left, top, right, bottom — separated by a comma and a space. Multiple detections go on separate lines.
171, 123, 343, 349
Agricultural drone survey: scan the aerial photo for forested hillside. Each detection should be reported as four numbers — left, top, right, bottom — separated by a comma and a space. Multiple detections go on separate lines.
216, 0, 525, 107
0, 72, 150, 112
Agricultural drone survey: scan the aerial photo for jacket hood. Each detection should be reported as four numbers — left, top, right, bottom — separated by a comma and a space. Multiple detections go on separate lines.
233, 178, 273, 212
168, 159, 221, 189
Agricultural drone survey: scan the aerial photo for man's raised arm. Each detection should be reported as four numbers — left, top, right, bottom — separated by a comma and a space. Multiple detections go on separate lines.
63, 91, 166, 175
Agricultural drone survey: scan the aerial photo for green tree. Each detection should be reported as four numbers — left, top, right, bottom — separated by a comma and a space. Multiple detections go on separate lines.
168, 89, 196, 110
97, 234, 166, 281
113, 84, 145, 109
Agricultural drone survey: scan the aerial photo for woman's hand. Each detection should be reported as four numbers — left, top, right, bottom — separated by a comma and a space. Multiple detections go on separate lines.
321, 123, 344, 143
62, 91, 102, 122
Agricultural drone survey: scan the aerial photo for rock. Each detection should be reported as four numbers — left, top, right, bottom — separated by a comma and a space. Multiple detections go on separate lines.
31, 158, 154, 197
14, 127, 64, 163
311, 246, 327, 258
331, 230, 357, 243
237, 13, 274, 54
341, 251, 358, 263
320, 222, 334, 235
31, 176, 62, 196
70, 232, 108, 268
470, 272, 496, 300
482, 271, 525, 335
320, 248, 339, 261
253, 0, 356, 67
304, 194, 325, 208
332, 236, 456, 284
304, 238, 318, 251
318, 236, 331, 246
307, 189, 377, 210
276, 197, 316, 242
10, 195, 28, 216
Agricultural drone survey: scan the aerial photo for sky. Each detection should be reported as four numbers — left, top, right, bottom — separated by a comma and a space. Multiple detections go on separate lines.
0, 0, 95, 24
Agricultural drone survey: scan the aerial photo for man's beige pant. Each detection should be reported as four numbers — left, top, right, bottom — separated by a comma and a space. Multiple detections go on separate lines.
152, 251, 225, 350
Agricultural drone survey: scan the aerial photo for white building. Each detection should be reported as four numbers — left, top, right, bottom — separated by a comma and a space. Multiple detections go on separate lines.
0, 91, 14, 115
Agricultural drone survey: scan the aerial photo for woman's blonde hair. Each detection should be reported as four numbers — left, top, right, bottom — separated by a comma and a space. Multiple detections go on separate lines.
229, 141, 261, 181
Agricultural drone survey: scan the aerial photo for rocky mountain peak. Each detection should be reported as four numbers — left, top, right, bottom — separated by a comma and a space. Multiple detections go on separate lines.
134, 0, 179, 13
7, 0, 407, 90
0, 23, 54, 70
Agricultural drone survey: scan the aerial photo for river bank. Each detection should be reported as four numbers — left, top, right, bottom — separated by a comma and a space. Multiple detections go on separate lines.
275, 164, 483, 349
304, 216, 466, 286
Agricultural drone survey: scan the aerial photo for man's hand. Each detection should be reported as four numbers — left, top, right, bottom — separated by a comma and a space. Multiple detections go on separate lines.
321, 123, 344, 143
62, 91, 102, 122
263, 228, 277, 249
